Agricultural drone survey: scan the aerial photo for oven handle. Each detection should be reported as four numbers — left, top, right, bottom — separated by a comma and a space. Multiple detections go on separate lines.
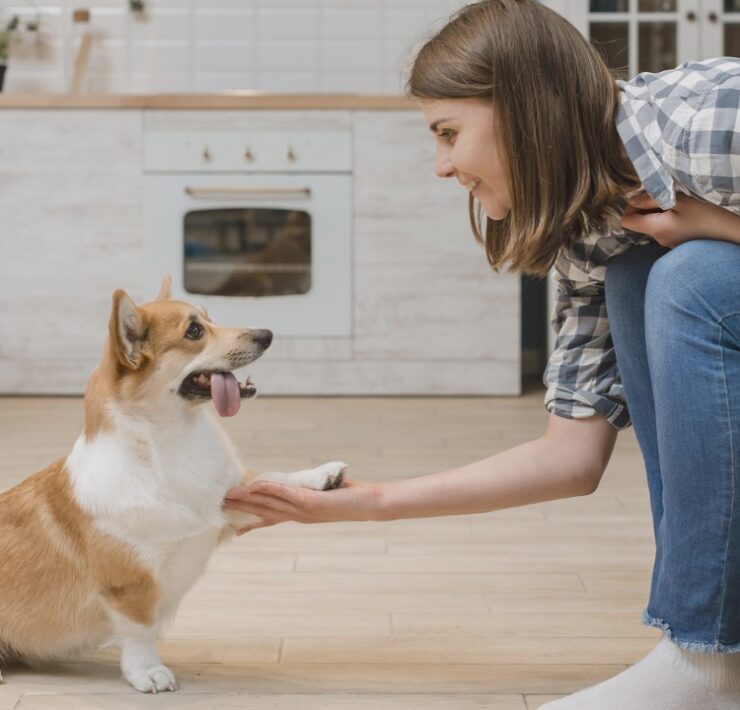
184, 186, 312, 200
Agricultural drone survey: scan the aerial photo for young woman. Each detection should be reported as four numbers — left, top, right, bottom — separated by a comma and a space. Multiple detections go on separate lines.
224, 1, 740, 707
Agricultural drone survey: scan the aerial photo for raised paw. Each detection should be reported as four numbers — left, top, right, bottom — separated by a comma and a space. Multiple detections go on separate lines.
126, 664, 178, 694
300, 461, 347, 491
321, 461, 347, 490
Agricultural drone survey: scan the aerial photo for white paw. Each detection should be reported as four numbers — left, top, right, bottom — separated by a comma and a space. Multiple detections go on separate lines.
126, 664, 178, 694
304, 461, 348, 491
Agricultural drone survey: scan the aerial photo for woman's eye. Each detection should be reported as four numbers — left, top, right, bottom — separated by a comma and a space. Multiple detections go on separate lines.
186, 322, 204, 341
439, 130, 456, 144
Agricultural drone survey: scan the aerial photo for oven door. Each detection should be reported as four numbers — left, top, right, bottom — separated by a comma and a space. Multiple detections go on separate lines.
143, 173, 352, 336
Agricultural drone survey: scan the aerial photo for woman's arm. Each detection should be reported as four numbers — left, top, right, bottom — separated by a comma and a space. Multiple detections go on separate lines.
621, 191, 740, 247
223, 413, 617, 529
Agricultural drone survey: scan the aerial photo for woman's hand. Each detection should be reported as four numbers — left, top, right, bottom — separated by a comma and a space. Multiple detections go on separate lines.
621, 191, 740, 248
223, 476, 383, 534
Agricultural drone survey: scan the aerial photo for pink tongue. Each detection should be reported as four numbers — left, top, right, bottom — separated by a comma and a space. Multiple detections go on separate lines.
210, 372, 241, 417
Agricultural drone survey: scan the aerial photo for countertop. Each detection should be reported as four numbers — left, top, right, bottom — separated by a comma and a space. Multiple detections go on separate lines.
0, 93, 418, 110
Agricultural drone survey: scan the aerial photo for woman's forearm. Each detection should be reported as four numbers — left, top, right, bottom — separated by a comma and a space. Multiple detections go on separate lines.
226, 415, 617, 528
374, 431, 602, 521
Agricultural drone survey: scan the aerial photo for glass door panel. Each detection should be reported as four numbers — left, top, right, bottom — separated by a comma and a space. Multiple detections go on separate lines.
590, 22, 630, 77
723, 0, 740, 54
639, 0, 676, 10
638, 22, 678, 72
726, 23, 740, 52
590, 0, 629, 11
184, 208, 312, 298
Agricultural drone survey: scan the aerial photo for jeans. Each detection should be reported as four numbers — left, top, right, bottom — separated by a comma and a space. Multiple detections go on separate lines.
604, 239, 740, 653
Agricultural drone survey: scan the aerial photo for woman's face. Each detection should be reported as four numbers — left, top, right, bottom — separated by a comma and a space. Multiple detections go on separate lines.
419, 98, 510, 220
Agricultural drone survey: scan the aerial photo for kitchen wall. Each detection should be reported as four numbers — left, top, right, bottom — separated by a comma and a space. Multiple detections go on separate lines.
3, 0, 475, 94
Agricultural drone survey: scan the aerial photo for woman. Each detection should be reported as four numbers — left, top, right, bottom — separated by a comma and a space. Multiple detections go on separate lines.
224, 1, 740, 708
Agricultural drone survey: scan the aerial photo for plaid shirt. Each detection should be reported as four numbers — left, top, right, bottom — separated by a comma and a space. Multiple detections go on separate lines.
544, 56, 740, 429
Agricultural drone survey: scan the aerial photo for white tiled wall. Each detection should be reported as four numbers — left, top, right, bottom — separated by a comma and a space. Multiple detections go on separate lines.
2, 0, 471, 94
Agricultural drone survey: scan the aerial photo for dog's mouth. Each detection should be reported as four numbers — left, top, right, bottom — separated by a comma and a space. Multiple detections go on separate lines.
178, 370, 257, 417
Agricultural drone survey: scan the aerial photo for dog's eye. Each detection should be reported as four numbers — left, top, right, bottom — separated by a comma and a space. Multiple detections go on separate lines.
185, 322, 204, 341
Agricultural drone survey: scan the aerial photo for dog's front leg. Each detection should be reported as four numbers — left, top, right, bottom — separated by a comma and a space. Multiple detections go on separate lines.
109, 611, 178, 694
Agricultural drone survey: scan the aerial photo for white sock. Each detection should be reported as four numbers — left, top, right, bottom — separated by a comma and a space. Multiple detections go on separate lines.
538, 636, 740, 710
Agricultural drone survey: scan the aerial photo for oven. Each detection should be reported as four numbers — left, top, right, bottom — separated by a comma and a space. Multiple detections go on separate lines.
142, 129, 352, 336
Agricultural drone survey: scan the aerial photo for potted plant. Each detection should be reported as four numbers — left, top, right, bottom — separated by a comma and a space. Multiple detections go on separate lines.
0, 11, 40, 92
0, 15, 19, 91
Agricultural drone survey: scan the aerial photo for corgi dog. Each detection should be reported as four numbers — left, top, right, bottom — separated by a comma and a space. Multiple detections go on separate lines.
0, 276, 346, 693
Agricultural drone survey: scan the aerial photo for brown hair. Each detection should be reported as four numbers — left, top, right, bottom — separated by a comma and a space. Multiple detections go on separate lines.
407, 0, 641, 276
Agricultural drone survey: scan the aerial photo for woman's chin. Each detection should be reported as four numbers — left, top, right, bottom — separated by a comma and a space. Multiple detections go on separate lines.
481, 202, 510, 221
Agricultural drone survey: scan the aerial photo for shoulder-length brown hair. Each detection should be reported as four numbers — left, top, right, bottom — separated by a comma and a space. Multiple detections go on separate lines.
407, 0, 641, 276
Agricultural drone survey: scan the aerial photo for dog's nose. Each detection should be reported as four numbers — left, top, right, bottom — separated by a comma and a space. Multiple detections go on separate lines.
253, 329, 273, 349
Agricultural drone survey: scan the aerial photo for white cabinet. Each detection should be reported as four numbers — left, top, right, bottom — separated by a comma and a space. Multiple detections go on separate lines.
0, 108, 520, 396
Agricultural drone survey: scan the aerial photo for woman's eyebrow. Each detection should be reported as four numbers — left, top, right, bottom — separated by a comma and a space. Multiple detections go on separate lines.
429, 118, 452, 132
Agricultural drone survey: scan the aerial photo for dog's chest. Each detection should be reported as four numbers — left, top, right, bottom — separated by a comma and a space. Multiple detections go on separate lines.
69, 412, 243, 554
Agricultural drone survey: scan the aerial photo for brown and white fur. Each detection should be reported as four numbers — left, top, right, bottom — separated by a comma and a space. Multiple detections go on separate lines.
0, 276, 345, 693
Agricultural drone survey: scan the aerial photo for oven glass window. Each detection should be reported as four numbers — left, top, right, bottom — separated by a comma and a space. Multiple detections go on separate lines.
184, 208, 312, 297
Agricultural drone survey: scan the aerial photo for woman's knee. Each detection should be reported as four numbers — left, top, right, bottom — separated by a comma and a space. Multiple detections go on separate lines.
646, 240, 740, 317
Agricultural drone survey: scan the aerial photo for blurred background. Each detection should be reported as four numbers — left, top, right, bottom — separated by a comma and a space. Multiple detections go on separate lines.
0, 0, 736, 398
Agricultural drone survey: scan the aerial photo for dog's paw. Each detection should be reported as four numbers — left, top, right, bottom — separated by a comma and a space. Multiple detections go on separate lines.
126, 664, 178, 694
312, 460, 348, 491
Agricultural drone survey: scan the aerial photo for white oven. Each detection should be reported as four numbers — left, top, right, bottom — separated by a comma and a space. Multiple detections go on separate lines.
142, 129, 352, 336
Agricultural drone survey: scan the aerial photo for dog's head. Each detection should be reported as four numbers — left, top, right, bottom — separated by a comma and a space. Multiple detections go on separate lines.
103, 275, 272, 419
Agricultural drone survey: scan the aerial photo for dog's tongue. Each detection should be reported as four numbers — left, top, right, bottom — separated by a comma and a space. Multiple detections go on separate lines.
210, 372, 241, 417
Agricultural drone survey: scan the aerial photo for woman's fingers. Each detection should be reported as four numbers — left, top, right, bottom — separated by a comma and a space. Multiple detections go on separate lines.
627, 191, 660, 209
237, 520, 278, 536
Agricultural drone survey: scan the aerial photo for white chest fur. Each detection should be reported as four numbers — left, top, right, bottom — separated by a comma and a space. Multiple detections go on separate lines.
66, 407, 243, 580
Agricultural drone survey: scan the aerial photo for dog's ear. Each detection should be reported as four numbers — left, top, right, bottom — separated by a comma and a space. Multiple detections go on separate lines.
157, 274, 172, 301
110, 290, 150, 370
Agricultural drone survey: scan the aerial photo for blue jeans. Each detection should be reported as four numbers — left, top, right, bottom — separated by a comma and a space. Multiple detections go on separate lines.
604, 239, 740, 653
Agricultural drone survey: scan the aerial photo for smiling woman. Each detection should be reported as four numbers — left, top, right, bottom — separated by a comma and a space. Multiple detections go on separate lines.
224, 2, 740, 709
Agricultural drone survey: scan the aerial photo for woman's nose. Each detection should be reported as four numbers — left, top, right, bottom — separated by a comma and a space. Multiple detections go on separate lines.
434, 152, 455, 178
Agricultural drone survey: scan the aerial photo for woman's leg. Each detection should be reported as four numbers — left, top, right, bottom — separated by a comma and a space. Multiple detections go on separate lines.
640, 239, 740, 649
539, 239, 740, 709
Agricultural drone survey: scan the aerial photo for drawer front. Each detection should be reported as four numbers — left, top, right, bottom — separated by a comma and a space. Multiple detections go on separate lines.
144, 131, 352, 172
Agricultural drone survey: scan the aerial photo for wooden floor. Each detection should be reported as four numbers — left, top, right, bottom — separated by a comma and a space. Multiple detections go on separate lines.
0, 389, 660, 709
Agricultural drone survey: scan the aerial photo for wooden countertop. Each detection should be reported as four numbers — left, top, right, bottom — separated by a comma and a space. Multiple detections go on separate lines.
0, 93, 418, 110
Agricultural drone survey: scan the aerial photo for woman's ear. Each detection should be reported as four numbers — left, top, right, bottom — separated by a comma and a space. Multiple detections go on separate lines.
109, 290, 149, 370
157, 274, 172, 301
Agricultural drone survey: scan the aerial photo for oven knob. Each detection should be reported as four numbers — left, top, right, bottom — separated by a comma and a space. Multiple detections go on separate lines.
202, 147, 212, 162
287, 146, 297, 161
244, 148, 254, 162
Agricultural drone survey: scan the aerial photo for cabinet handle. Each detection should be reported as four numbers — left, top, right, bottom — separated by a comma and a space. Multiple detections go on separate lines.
708, 11, 718, 21
202, 147, 212, 161
244, 148, 254, 161
185, 187, 311, 200
287, 146, 297, 161
686, 10, 696, 20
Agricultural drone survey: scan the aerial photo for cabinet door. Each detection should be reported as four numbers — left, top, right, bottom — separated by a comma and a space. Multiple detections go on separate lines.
701, 0, 740, 56
586, 0, 697, 78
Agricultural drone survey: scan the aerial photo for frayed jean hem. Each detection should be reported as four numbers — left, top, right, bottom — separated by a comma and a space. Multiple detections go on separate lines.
642, 609, 740, 653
